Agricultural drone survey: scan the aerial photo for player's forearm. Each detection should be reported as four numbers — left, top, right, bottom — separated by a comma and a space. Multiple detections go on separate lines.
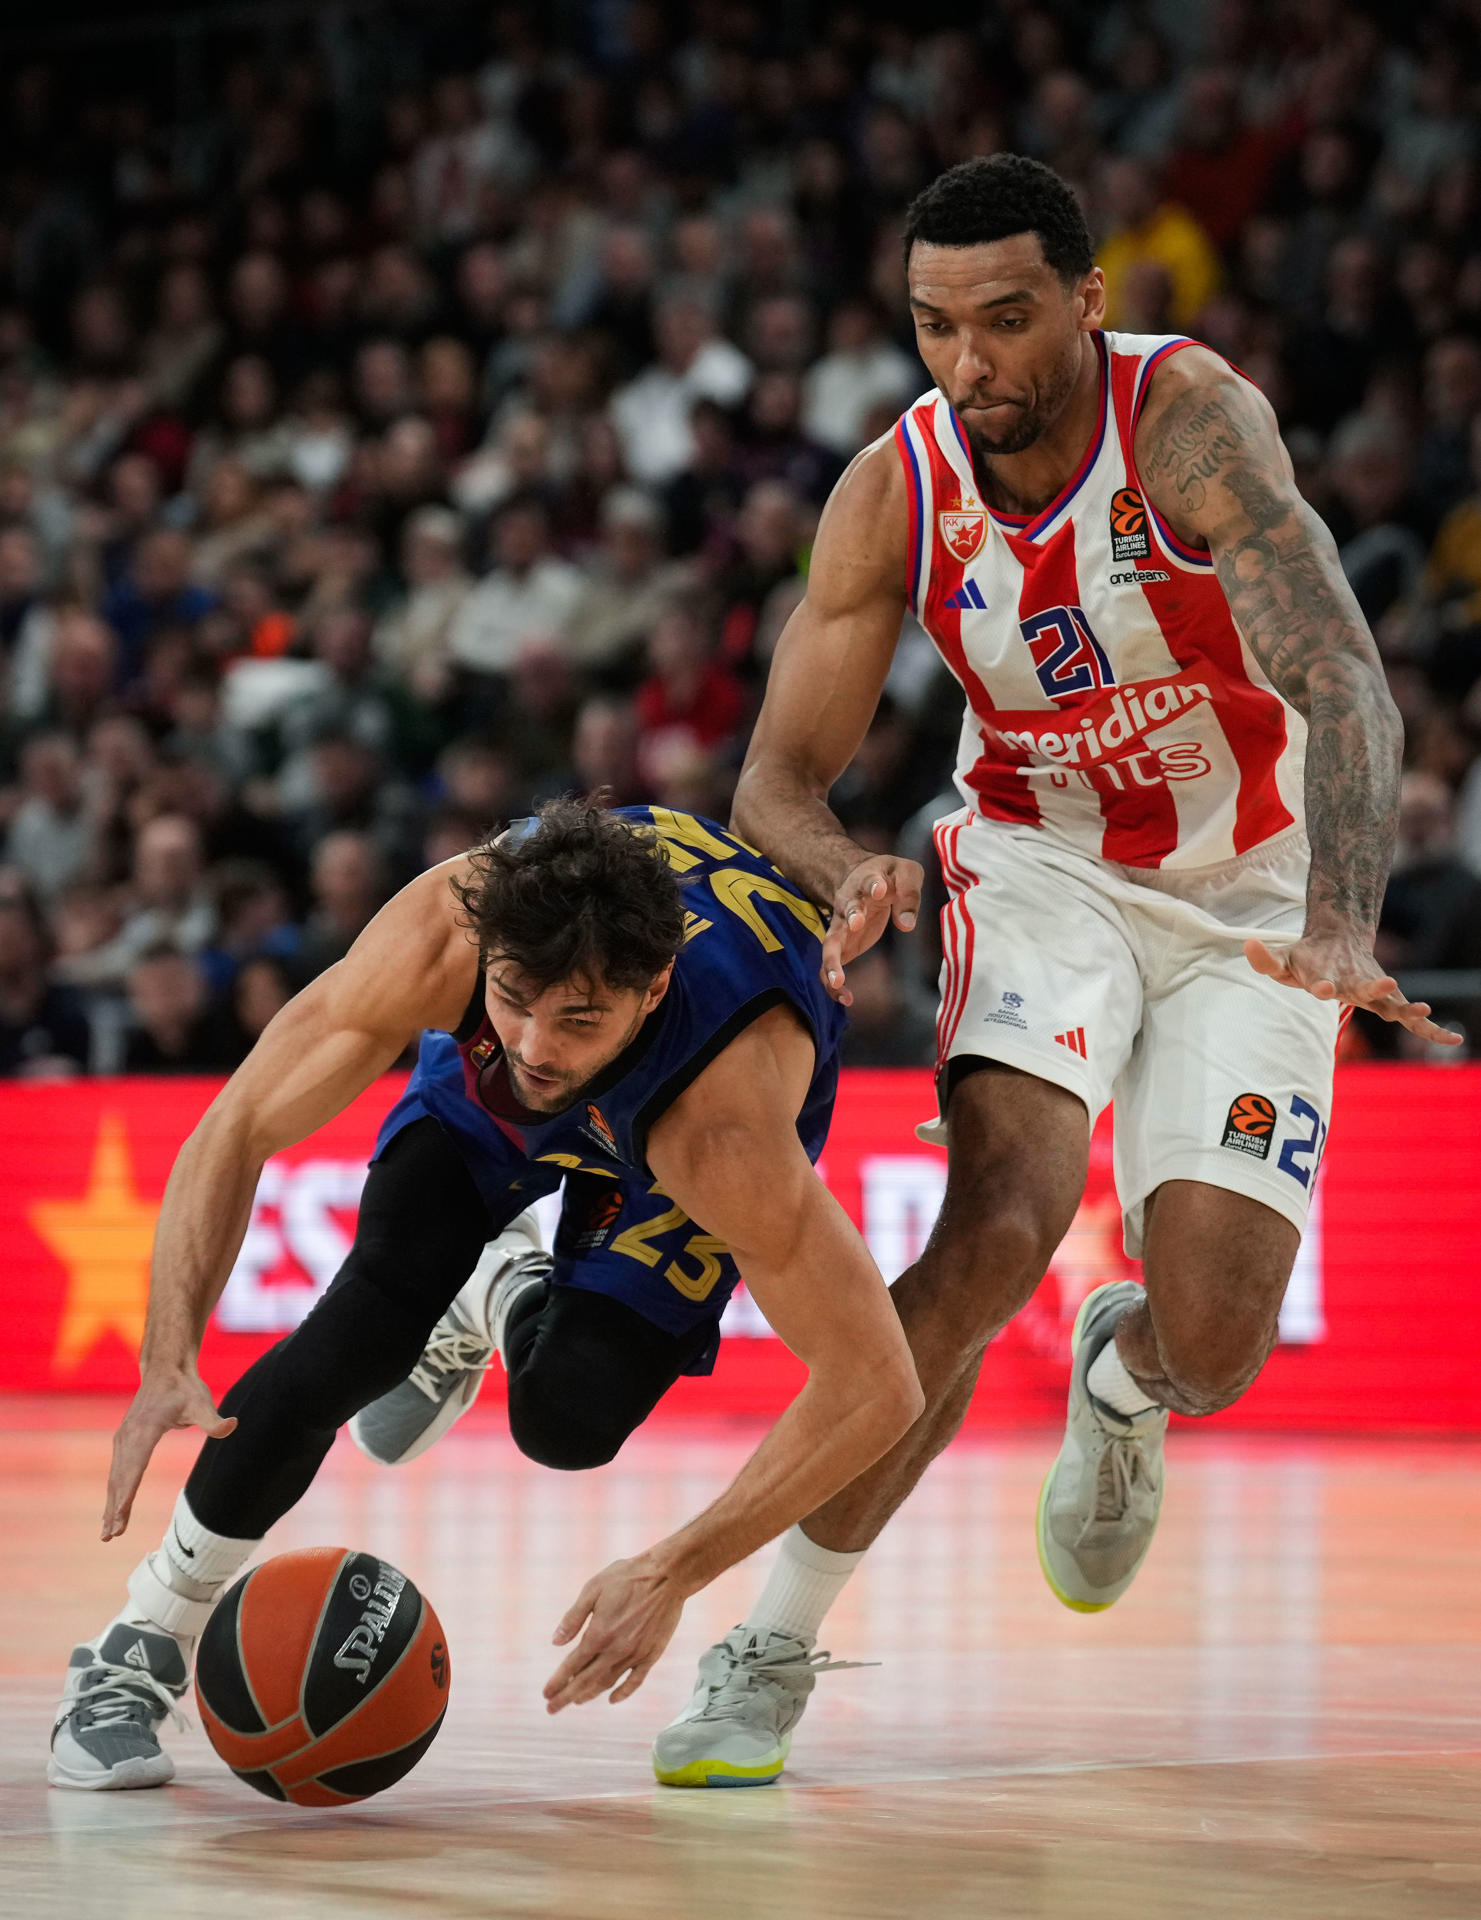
1210, 491, 1403, 936
1295, 653, 1403, 937
641, 1367, 920, 1598
731, 756, 874, 908
138, 1106, 265, 1371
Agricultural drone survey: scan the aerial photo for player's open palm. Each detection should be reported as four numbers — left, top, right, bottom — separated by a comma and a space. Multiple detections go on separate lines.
102, 1367, 236, 1542
822, 855, 924, 1005
1244, 932, 1462, 1046
544, 1555, 685, 1712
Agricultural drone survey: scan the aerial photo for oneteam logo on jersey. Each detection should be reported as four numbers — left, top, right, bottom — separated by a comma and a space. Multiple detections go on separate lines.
939, 506, 987, 563
584, 1103, 618, 1156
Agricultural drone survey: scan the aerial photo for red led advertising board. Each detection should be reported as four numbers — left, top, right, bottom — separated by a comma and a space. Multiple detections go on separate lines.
1, 1068, 1477, 1431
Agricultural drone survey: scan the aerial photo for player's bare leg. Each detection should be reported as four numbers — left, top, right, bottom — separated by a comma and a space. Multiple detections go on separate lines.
800, 1065, 1089, 1550
1036, 1181, 1300, 1611
654, 1064, 1088, 1785
1117, 1182, 1300, 1416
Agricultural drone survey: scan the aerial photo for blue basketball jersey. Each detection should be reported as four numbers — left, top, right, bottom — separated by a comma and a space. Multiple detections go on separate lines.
375, 808, 847, 1362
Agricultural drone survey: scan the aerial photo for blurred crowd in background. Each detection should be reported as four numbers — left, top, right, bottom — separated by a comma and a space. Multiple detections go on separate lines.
0, 0, 1479, 1078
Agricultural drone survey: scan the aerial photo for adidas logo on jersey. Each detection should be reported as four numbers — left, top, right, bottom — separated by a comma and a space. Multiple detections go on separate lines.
945, 579, 988, 611
1053, 1028, 1087, 1058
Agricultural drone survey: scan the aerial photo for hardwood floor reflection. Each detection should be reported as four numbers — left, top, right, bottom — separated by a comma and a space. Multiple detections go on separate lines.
3, 1403, 1479, 1919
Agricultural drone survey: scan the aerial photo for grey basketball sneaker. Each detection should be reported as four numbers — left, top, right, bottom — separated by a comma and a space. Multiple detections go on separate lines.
350, 1214, 550, 1467
49, 1622, 188, 1790
1036, 1280, 1168, 1613
652, 1627, 870, 1788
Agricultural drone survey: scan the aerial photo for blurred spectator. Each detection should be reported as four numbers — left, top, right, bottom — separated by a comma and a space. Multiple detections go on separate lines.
803, 299, 919, 459
1095, 156, 1221, 331
610, 293, 752, 485
4, 731, 97, 899
1376, 772, 1481, 973
1323, 415, 1428, 626
570, 695, 642, 806
101, 528, 217, 686
231, 952, 295, 1048
198, 860, 301, 996
122, 945, 239, 1073
566, 488, 691, 675
298, 829, 389, 978
1423, 413, 1481, 648
838, 947, 938, 1068
0, 899, 91, 1077
1415, 336, 1481, 528
373, 506, 474, 701
661, 397, 749, 557
634, 598, 747, 790
447, 499, 583, 679
91, 812, 215, 984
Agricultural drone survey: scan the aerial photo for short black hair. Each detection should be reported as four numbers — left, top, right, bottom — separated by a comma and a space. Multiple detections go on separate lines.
903, 154, 1094, 283
452, 797, 685, 993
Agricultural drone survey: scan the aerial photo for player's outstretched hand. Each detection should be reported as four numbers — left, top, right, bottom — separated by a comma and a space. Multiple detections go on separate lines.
1244, 933, 1463, 1046
822, 854, 924, 1006
544, 1554, 685, 1713
102, 1367, 237, 1542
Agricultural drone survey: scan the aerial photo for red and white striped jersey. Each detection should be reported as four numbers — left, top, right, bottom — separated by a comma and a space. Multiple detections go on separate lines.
892, 330, 1305, 869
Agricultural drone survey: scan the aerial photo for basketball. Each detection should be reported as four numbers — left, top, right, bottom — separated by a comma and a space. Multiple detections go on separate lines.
194, 1548, 450, 1806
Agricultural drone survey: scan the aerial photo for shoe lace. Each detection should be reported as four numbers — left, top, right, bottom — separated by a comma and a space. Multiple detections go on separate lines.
72, 1662, 188, 1734
700, 1638, 877, 1721
406, 1326, 494, 1402
1093, 1434, 1151, 1525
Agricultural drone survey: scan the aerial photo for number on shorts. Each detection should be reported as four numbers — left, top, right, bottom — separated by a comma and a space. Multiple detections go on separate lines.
1276, 1095, 1327, 1189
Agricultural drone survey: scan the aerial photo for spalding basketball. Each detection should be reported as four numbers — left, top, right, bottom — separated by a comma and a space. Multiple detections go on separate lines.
195, 1547, 450, 1806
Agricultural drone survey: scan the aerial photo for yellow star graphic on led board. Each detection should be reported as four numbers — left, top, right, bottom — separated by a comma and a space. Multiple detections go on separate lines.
32, 1111, 159, 1373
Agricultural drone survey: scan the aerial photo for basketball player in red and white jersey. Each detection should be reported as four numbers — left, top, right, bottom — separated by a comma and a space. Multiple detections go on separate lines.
648, 154, 1459, 1788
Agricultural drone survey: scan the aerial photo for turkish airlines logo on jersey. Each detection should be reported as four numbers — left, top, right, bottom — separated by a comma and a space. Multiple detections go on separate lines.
1019, 605, 1117, 704
1109, 487, 1151, 562
939, 507, 987, 563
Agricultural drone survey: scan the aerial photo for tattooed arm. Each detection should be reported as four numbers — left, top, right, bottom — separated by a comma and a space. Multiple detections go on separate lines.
1135, 349, 1457, 1043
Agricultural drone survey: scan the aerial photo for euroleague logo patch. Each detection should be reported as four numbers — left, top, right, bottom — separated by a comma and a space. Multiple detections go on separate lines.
1221, 1092, 1277, 1160
1109, 487, 1151, 562
574, 1183, 624, 1251
584, 1103, 618, 1155
939, 506, 986, 563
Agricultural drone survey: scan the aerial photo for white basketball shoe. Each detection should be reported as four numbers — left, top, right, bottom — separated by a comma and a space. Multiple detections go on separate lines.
350, 1212, 551, 1467
651, 1627, 871, 1788
49, 1620, 189, 1790
1036, 1280, 1168, 1612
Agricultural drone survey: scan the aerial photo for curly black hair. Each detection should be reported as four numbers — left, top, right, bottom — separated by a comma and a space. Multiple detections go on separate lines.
903, 154, 1094, 283
451, 797, 685, 992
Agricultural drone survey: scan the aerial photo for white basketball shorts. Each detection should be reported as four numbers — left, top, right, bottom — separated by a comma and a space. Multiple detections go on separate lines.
920, 810, 1342, 1255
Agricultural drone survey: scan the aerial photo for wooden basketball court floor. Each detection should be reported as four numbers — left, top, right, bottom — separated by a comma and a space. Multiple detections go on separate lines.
2, 1401, 1479, 1920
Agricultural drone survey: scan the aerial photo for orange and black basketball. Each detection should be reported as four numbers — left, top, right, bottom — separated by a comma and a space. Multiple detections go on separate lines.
195, 1547, 450, 1806
1110, 487, 1147, 536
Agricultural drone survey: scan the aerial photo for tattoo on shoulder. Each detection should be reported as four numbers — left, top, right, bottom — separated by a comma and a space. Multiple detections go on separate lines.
1138, 392, 1248, 515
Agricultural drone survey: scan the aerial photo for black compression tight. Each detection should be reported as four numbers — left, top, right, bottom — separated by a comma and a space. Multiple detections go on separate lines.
185, 1118, 707, 1539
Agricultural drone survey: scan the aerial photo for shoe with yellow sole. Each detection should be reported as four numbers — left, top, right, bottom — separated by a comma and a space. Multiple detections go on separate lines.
1036, 1280, 1167, 1613
652, 1627, 867, 1788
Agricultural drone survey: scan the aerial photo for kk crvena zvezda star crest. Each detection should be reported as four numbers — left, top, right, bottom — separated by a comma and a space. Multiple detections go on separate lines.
939, 506, 986, 563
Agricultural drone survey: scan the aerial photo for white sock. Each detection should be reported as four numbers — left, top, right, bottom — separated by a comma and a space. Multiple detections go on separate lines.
1087, 1338, 1160, 1417
742, 1525, 865, 1644
121, 1494, 261, 1649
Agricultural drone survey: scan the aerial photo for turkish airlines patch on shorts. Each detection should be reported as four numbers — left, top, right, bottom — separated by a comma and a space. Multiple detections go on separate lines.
1221, 1092, 1277, 1159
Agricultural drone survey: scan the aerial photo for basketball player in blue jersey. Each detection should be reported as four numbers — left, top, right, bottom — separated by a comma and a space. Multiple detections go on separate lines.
48, 801, 921, 1791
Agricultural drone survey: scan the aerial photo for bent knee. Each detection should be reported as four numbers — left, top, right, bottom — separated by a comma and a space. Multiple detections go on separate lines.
1154, 1316, 1279, 1416
507, 1388, 629, 1471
